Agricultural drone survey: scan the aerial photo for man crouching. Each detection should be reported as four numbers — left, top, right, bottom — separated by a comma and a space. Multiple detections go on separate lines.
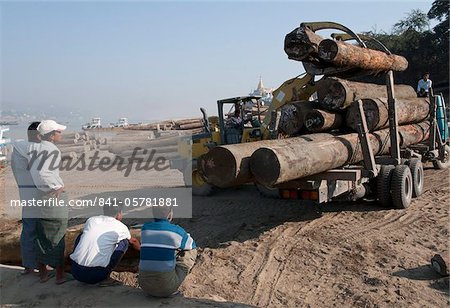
131, 206, 197, 297
70, 204, 134, 285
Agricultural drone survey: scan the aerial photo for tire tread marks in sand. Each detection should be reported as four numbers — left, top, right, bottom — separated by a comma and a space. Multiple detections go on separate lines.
245, 214, 339, 307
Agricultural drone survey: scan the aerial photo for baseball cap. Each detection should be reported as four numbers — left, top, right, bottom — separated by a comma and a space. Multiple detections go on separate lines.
37, 120, 67, 135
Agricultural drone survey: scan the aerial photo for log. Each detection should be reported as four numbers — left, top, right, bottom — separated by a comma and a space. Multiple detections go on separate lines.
120, 153, 178, 162
318, 39, 408, 72
0, 224, 142, 272
317, 77, 417, 110
304, 109, 343, 132
58, 139, 79, 145
179, 122, 204, 130
62, 132, 81, 139
108, 138, 178, 154
250, 122, 430, 186
174, 118, 202, 126
346, 97, 430, 131
117, 145, 178, 157
198, 133, 334, 188
284, 25, 324, 62
59, 145, 90, 154
278, 101, 317, 135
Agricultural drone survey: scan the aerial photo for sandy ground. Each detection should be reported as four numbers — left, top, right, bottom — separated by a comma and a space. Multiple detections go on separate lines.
0, 163, 449, 307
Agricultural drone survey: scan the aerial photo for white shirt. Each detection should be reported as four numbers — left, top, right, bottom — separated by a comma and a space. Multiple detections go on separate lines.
27, 140, 64, 192
417, 78, 432, 93
70, 216, 131, 267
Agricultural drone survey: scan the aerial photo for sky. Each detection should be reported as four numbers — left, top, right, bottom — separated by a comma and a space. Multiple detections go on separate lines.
0, 0, 436, 124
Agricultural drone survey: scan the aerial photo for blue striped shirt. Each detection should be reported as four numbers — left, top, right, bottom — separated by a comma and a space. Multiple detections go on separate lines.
139, 219, 196, 272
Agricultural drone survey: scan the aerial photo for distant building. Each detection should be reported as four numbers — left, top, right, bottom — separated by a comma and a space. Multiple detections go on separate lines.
249, 77, 274, 105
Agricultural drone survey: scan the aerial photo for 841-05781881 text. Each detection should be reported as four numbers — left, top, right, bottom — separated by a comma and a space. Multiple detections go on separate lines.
96, 197, 179, 207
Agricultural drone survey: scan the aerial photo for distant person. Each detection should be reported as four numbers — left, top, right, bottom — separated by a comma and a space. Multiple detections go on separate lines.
28, 120, 69, 284
417, 72, 432, 97
11, 122, 41, 275
133, 206, 197, 297
70, 204, 134, 286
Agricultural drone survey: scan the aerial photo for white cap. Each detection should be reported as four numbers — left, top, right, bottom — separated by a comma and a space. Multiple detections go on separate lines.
37, 120, 67, 135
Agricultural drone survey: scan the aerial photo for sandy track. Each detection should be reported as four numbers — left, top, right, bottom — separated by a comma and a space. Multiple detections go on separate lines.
0, 165, 448, 307
181, 166, 449, 307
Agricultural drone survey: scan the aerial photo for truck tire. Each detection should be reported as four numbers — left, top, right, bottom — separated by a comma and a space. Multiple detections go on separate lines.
391, 165, 413, 209
407, 158, 424, 198
184, 167, 213, 196
433, 145, 450, 170
376, 165, 394, 207
255, 183, 280, 199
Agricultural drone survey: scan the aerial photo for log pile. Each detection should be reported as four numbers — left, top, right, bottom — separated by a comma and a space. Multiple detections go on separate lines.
199, 25, 431, 188
59, 132, 107, 160
284, 23, 409, 78
105, 130, 193, 161
127, 118, 204, 131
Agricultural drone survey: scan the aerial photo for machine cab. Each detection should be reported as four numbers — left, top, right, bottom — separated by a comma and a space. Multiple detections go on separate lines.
217, 95, 264, 145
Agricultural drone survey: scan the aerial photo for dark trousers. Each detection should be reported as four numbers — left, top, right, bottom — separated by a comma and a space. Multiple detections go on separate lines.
71, 234, 129, 284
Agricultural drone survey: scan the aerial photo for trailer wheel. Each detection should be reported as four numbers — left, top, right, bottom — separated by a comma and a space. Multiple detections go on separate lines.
255, 183, 280, 198
376, 165, 395, 207
391, 165, 413, 209
184, 166, 213, 196
407, 158, 424, 197
433, 145, 450, 170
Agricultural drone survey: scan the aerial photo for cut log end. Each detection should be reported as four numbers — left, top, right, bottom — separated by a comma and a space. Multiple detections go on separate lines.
305, 109, 343, 133
317, 39, 339, 61
199, 147, 238, 188
250, 148, 281, 187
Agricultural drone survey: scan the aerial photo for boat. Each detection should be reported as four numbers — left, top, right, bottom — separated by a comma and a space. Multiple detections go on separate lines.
82, 118, 102, 130
110, 118, 129, 128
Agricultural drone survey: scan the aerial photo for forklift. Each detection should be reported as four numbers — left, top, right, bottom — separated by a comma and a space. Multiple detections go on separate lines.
170, 95, 266, 195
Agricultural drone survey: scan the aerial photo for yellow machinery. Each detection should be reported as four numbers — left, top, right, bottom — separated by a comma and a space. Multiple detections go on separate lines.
172, 21, 393, 196
172, 73, 317, 196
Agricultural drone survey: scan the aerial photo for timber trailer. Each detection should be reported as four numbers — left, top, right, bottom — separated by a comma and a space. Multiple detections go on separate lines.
268, 23, 449, 208
273, 74, 449, 209
176, 22, 449, 207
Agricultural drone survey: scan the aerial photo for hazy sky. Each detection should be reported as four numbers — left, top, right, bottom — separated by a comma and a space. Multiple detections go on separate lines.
1, 0, 435, 123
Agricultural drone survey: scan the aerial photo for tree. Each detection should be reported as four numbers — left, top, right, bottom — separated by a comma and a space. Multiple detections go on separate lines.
393, 9, 430, 34
360, 2, 448, 98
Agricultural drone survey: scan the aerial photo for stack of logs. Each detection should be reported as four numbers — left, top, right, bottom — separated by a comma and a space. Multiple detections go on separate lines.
198, 23, 431, 188
106, 130, 190, 161
127, 118, 205, 131
59, 132, 108, 160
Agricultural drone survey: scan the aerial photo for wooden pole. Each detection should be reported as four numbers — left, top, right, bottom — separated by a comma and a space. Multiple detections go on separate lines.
284, 26, 324, 62
250, 122, 430, 186
278, 101, 317, 135
318, 39, 408, 72
346, 97, 430, 131
316, 77, 417, 110
198, 133, 334, 187
0, 224, 142, 272
304, 109, 343, 132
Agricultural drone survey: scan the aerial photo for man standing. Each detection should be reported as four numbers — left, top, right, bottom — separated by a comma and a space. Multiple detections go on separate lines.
28, 120, 68, 284
133, 206, 197, 297
70, 204, 133, 286
11, 122, 41, 275
417, 72, 432, 97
